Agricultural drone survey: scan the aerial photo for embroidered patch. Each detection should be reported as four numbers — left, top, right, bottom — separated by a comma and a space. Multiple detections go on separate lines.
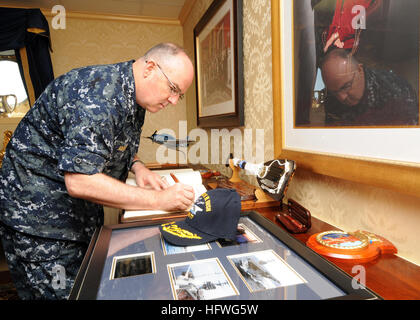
161, 222, 202, 240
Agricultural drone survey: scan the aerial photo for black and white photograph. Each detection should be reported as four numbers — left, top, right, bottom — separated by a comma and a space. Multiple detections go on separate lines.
110, 252, 156, 280
167, 258, 238, 300
228, 250, 306, 292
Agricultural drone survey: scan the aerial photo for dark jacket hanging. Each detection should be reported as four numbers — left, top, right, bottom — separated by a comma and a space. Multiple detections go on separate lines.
0, 7, 54, 102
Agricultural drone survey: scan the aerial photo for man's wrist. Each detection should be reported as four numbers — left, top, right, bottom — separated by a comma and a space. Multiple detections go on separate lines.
130, 159, 145, 171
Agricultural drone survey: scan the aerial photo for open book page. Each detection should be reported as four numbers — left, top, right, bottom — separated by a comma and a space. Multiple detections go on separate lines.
123, 168, 207, 219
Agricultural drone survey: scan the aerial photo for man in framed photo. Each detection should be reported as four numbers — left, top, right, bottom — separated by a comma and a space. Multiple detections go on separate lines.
320, 48, 419, 126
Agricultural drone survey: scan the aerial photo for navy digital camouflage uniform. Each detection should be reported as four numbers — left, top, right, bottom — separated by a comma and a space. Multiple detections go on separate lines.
0, 60, 145, 299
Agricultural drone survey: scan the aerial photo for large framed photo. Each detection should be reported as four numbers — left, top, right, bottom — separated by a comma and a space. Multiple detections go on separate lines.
272, 0, 420, 197
194, 0, 244, 128
293, 0, 419, 128
69, 211, 380, 300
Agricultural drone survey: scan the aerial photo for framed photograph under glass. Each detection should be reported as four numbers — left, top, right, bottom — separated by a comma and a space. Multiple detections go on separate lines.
292, 0, 419, 128
271, 0, 420, 198
110, 252, 156, 280
69, 211, 380, 300
194, 0, 244, 128
227, 250, 307, 293
167, 258, 239, 300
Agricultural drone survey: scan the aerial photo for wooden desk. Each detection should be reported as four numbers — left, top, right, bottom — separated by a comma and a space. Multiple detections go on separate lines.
255, 206, 420, 300
120, 166, 281, 223
126, 164, 420, 299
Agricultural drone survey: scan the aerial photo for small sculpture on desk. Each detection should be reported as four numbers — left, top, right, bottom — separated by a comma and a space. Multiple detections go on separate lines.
216, 157, 257, 201
224, 155, 312, 234
226, 154, 297, 204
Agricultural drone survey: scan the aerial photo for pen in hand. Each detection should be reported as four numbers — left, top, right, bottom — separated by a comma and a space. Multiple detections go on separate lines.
170, 172, 195, 207
170, 173, 179, 183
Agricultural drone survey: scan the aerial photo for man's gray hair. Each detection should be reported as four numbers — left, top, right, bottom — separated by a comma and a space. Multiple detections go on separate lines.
143, 42, 188, 64
320, 48, 358, 69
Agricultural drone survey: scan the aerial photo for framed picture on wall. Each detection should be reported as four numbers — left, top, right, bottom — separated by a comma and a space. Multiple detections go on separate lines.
271, 0, 420, 198
194, 0, 244, 128
293, 0, 419, 128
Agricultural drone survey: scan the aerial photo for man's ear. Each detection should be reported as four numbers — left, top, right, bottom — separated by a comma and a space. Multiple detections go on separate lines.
143, 60, 154, 79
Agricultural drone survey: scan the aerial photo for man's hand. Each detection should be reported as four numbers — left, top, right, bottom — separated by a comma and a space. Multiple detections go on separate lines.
324, 32, 344, 52
64, 172, 194, 211
131, 161, 169, 190
130, 161, 195, 210
157, 183, 195, 211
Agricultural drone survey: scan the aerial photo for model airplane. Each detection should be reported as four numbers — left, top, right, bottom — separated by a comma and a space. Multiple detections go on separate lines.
144, 130, 196, 153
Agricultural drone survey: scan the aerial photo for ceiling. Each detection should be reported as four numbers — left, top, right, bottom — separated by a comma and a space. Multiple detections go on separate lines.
1, 0, 188, 20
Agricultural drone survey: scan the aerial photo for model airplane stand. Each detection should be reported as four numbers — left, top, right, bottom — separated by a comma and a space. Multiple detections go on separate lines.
307, 230, 397, 263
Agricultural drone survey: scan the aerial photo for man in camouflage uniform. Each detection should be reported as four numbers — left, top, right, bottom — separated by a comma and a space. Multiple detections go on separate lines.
0, 43, 195, 299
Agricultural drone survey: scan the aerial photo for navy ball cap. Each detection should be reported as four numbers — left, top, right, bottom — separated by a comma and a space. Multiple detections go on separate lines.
160, 189, 241, 246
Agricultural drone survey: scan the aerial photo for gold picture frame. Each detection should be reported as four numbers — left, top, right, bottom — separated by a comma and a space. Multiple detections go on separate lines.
271, 0, 420, 198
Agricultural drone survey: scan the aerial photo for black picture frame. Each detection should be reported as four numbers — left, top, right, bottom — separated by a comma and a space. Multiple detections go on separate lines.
69, 211, 381, 300
193, 0, 244, 128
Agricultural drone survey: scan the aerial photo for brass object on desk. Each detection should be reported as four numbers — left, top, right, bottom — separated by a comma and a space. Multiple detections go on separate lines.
0, 130, 12, 168
228, 158, 241, 183
0, 94, 17, 114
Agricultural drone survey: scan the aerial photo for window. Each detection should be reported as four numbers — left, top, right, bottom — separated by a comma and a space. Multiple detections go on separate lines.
0, 50, 30, 118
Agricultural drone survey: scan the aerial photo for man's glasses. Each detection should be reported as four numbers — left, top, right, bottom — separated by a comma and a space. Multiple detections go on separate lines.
146, 60, 184, 101
331, 71, 357, 96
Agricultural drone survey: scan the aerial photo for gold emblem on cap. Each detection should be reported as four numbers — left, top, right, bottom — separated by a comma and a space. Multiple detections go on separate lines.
161, 222, 202, 240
